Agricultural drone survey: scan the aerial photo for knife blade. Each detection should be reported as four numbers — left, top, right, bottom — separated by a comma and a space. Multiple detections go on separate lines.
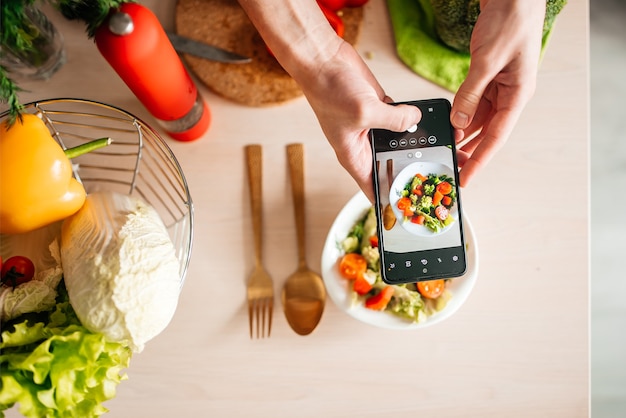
166, 32, 251, 64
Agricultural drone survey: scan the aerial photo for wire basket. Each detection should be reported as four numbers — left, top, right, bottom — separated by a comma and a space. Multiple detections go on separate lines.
0, 98, 194, 287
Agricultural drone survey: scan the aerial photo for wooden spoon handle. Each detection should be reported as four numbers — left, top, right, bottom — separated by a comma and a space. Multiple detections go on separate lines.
286, 143, 307, 267
387, 159, 394, 187
245, 144, 263, 264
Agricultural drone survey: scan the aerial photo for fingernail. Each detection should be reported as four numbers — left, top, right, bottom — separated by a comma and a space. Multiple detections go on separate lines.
452, 112, 469, 128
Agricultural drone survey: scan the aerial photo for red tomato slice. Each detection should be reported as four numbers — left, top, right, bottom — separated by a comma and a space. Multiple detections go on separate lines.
338, 253, 367, 280
434, 205, 449, 221
417, 279, 445, 299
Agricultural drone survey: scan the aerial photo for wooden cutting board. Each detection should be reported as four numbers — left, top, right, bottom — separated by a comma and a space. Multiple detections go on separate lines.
175, 0, 364, 106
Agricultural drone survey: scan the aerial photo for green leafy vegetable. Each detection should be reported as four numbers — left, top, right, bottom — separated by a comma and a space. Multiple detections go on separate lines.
0, 282, 132, 417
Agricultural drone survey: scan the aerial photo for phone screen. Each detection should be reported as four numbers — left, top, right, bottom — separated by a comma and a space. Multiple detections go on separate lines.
370, 99, 466, 284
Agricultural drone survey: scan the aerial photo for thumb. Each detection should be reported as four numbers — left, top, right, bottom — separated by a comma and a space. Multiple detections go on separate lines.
369, 102, 422, 133
451, 69, 491, 130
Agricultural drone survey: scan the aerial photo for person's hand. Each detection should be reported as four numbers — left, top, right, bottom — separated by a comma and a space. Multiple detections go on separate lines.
238, 0, 421, 202
296, 42, 422, 202
450, 0, 546, 186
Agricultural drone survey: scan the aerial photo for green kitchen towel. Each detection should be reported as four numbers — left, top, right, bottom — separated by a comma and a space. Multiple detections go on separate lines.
387, 0, 557, 92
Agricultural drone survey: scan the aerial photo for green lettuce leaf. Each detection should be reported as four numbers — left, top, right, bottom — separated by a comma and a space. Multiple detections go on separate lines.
0, 282, 132, 417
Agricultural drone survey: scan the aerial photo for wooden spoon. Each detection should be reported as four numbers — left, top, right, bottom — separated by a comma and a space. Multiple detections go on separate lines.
282, 143, 326, 335
383, 159, 397, 230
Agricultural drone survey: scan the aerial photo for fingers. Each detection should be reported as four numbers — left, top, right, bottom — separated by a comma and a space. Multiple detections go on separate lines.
451, 69, 492, 131
368, 101, 422, 133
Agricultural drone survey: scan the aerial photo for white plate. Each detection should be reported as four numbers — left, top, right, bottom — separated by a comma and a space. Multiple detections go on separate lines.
321, 192, 479, 330
389, 161, 457, 237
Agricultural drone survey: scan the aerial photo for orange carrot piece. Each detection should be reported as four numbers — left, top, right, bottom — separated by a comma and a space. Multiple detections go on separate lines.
433, 190, 444, 206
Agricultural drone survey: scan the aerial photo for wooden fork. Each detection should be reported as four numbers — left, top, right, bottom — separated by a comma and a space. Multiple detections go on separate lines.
245, 145, 274, 338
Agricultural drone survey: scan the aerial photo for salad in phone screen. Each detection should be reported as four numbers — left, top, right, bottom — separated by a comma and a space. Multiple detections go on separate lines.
370, 99, 466, 284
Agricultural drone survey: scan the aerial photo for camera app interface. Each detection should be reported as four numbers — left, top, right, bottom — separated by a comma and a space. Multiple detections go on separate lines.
374, 102, 466, 282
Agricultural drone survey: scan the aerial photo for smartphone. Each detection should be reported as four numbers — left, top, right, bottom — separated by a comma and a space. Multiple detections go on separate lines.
370, 98, 466, 284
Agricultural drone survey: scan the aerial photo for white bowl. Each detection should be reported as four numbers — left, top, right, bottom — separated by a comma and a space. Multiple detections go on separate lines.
321, 192, 478, 330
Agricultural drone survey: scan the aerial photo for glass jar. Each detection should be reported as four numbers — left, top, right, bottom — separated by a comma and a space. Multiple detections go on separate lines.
0, 4, 66, 80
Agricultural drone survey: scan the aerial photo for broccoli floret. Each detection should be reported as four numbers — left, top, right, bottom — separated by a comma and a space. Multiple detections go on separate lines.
418, 195, 433, 211
423, 183, 435, 196
430, 0, 567, 53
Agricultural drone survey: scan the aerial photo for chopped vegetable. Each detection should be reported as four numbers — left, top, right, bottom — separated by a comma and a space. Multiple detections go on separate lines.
337, 205, 452, 323
417, 279, 446, 299
352, 275, 373, 295
364, 286, 394, 310
338, 253, 367, 280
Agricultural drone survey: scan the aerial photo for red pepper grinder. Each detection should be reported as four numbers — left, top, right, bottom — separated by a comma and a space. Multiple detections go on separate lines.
95, 3, 210, 141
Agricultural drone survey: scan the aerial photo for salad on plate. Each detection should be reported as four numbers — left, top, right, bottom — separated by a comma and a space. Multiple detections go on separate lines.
394, 172, 458, 234
337, 206, 452, 323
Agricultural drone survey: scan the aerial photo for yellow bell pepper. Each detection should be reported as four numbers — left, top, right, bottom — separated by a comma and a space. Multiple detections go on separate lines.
0, 114, 110, 234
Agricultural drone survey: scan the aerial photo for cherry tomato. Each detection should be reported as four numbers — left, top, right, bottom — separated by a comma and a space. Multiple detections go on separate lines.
396, 197, 411, 211
436, 181, 453, 195
1, 255, 35, 288
434, 205, 449, 221
317, 0, 348, 11
417, 279, 445, 299
369, 235, 378, 248
338, 253, 367, 280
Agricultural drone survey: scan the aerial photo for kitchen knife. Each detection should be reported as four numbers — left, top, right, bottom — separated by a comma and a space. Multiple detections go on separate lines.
166, 32, 251, 64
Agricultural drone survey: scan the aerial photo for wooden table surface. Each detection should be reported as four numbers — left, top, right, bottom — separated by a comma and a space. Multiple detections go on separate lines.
6, 1, 589, 416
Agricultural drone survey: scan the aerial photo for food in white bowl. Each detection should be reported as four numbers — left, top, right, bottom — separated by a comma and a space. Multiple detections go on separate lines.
389, 161, 459, 236
321, 192, 478, 330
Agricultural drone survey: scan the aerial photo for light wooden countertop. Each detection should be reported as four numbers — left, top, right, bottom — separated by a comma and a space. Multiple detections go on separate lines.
6, 0, 589, 416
